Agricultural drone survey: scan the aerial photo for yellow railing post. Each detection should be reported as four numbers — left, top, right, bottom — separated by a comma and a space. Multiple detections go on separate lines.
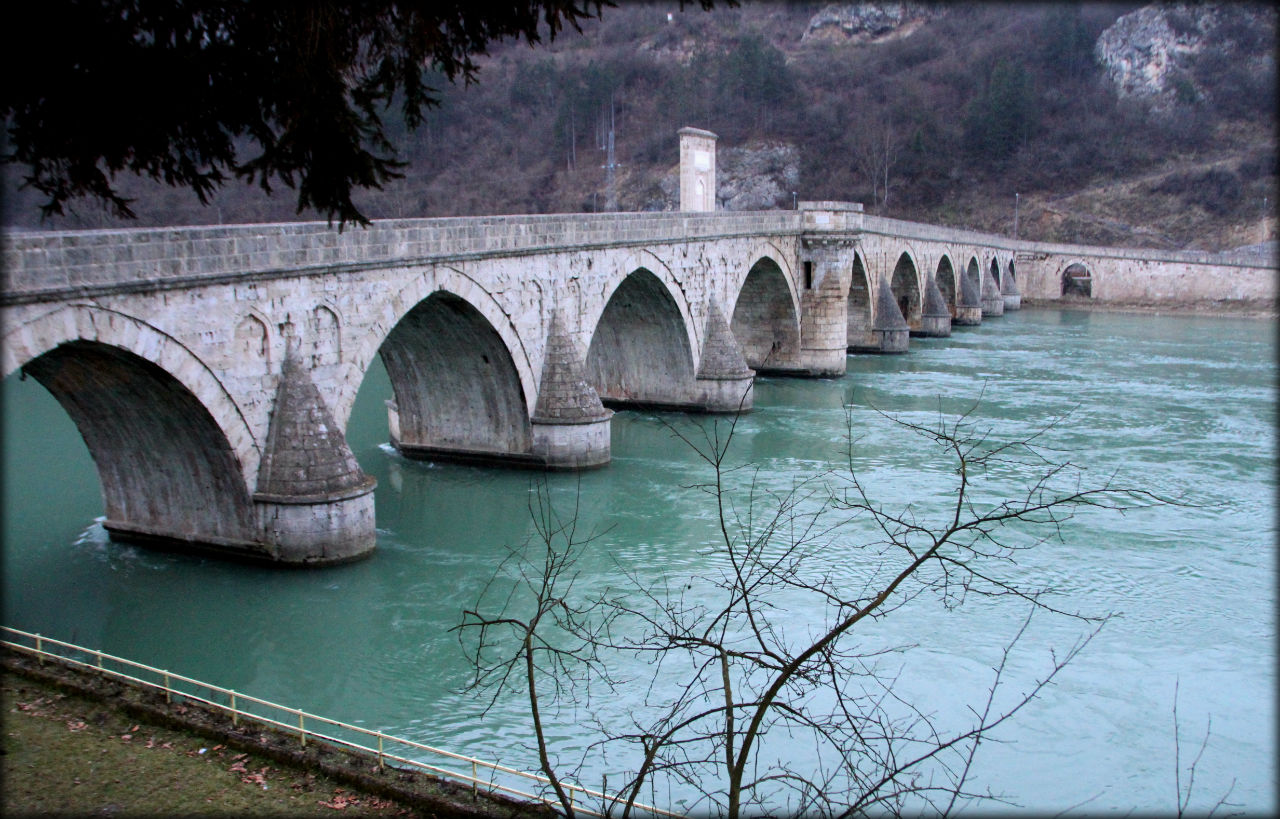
230, 691, 238, 726
377, 735, 384, 770
299, 713, 306, 747
35, 634, 44, 665
163, 672, 171, 703
472, 761, 478, 798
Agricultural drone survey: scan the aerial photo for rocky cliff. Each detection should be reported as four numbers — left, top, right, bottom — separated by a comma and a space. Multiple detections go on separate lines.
1096, 3, 1277, 111
801, 3, 936, 44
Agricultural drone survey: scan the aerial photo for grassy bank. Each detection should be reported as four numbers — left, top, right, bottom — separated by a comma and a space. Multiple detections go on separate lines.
2, 653, 546, 818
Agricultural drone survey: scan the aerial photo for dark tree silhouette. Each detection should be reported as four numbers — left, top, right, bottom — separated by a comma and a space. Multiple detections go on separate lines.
2, 1, 723, 226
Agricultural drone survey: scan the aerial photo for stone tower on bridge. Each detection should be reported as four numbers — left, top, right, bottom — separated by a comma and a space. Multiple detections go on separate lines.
678, 127, 717, 212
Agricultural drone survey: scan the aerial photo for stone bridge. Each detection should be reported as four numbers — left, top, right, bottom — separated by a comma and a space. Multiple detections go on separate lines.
3, 146, 1273, 567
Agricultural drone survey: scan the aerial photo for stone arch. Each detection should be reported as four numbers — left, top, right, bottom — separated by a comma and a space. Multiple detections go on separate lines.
377, 290, 533, 459
890, 251, 922, 330
936, 255, 958, 317
4, 309, 257, 546
847, 251, 874, 347
1060, 260, 1093, 298
338, 265, 538, 430
309, 303, 342, 368
722, 241, 798, 307
4, 304, 257, 486
989, 256, 1002, 287
581, 249, 699, 368
585, 266, 697, 408
728, 256, 802, 372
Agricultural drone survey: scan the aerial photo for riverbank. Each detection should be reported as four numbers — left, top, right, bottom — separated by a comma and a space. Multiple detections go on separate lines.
1020, 296, 1277, 319
2, 651, 547, 818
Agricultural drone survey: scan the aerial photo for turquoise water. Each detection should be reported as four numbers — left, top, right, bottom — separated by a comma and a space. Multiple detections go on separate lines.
3, 308, 1275, 814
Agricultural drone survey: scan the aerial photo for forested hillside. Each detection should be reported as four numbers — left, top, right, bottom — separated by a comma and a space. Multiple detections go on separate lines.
3, 2, 1275, 252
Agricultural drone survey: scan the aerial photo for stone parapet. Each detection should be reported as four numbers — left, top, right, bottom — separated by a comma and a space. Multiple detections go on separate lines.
3, 212, 801, 303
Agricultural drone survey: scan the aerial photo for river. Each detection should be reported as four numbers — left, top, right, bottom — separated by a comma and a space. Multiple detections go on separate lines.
3, 307, 1275, 814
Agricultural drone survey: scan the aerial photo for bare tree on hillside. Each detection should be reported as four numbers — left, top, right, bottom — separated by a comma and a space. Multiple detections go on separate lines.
456, 404, 1165, 817
853, 124, 903, 214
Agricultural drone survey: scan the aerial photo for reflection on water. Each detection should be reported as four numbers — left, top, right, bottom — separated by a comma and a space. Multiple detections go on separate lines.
3, 309, 1275, 813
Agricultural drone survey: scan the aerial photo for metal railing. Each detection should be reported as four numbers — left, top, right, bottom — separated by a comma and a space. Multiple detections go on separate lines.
1, 626, 681, 818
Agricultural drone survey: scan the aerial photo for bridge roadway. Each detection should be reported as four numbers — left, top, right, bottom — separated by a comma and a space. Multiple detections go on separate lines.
3, 204, 1273, 564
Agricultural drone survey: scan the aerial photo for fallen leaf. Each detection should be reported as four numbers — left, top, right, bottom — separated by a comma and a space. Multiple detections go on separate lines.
319, 793, 355, 810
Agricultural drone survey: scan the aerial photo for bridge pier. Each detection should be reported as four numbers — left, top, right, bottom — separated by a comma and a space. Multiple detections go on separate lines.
695, 297, 755, 412
981, 268, 1005, 317
799, 239, 853, 375
253, 355, 378, 564
1001, 268, 1022, 310
529, 314, 613, 469
955, 263, 984, 326
871, 278, 910, 352
914, 274, 952, 338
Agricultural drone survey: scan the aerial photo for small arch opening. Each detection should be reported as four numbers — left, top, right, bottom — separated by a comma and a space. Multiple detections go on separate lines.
1062, 263, 1092, 298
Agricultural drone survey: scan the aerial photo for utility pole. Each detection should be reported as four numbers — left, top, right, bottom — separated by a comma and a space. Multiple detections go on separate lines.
603, 94, 618, 212
1013, 192, 1020, 241
567, 107, 576, 172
